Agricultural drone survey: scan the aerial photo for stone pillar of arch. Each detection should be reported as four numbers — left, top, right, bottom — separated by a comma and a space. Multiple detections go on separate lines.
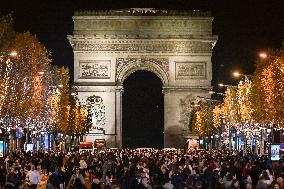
68, 9, 217, 148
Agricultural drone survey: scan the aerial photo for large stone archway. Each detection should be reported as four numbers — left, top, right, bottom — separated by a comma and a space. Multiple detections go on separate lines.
122, 70, 164, 148
68, 8, 218, 148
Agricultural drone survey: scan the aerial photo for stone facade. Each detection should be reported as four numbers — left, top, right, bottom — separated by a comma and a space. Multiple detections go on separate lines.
68, 8, 217, 148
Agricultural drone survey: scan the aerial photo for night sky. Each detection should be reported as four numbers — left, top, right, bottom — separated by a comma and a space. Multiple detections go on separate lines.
1, 0, 284, 147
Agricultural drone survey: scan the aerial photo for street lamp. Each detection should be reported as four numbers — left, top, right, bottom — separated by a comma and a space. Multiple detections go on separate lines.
218, 83, 230, 87
209, 90, 224, 96
0, 51, 17, 59
196, 96, 220, 102
259, 52, 268, 59
233, 71, 253, 78
8, 51, 17, 57
38, 71, 45, 75
218, 83, 238, 89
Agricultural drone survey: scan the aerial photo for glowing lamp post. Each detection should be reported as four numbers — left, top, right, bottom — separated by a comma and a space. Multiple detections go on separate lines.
38, 71, 45, 75
233, 72, 253, 83
259, 52, 268, 59
8, 51, 17, 57
209, 90, 224, 96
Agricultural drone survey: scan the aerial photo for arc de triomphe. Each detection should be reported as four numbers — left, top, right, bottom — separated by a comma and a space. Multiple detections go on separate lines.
68, 8, 217, 148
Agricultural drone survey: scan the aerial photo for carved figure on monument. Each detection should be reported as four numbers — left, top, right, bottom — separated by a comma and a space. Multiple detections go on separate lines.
84, 95, 106, 133
79, 60, 110, 79
175, 62, 206, 79
179, 94, 196, 130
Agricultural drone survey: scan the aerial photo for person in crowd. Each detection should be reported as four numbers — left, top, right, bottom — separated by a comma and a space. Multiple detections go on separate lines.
91, 176, 100, 189
26, 165, 40, 189
69, 178, 86, 189
137, 176, 152, 189
162, 177, 174, 189
47, 168, 63, 189
0, 164, 8, 188
67, 167, 84, 189
270, 181, 281, 189
222, 173, 239, 189
4, 172, 16, 189
257, 170, 273, 189
79, 159, 87, 178
12, 166, 24, 189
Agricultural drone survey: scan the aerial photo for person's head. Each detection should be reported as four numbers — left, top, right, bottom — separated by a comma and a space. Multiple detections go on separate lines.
277, 176, 284, 185
31, 165, 35, 171
261, 170, 269, 180
160, 166, 165, 173
141, 177, 149, 186
75, 167, 80, 174
13, 167, 19, 174
272, 182, 281, 189
246, 175, 252, 182
111, 185, 120, 189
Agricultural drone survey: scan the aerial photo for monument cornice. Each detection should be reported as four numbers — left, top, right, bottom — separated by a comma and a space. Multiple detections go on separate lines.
163, 86, 212, 89
68, 35, 218, 41
68, 37, 216, 53
162, 86, 212, 93
74, 9, 211, 17
73, 16, 214, 20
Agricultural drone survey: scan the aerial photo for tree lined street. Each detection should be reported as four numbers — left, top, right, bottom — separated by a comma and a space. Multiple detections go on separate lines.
0, 15, 89, 153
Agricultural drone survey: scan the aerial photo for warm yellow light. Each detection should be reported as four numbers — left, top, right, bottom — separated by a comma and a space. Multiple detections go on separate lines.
233, 72, 241, 77
259, 52, 267, 59
218, 83, 225, 87
209, 91, 215, 94
58, 84, 64, 88
9, 51, 17, 57
71, 92, 76, 96
38, 71, 45, 75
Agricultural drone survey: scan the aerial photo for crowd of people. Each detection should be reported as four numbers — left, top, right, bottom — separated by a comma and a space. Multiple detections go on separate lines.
0, 148, 284, 189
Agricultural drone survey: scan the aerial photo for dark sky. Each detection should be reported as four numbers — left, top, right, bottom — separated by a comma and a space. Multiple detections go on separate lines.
1, 0, 284, 86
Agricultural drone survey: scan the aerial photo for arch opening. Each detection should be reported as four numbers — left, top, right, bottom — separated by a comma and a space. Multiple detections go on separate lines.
122, 70, 164, 148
